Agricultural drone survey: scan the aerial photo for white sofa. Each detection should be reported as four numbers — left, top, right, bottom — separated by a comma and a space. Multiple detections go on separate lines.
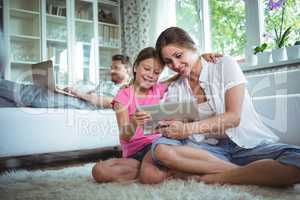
0, 108, 120, 157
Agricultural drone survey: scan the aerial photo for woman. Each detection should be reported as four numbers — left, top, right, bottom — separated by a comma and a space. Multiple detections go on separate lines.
152, 27, 300, 187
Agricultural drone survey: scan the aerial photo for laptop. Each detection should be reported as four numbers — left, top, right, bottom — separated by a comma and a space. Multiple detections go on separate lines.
31, 60, 75, 97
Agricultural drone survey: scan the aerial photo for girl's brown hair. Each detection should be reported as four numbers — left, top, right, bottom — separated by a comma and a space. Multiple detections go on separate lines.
155, 27, 197, 64
132, 47, 163, 81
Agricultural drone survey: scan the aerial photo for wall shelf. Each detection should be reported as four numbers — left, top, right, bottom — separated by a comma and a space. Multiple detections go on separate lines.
10, 8, 40, 16
11, 61, 37, 65
46, 14, 67, 21
47, 39, 67, 44
11, 34, 40, 41
99, 0, 119, 7
98, 21, 119, 27
75, 18, 93, 23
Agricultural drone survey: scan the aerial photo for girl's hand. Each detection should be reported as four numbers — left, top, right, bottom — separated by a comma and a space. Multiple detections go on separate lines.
201, 53, 223, 63
156, 121, 189, 139
131, 111, 151, 127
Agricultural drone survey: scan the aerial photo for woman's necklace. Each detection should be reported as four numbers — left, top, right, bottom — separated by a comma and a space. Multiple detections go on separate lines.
188, 57, 207, 104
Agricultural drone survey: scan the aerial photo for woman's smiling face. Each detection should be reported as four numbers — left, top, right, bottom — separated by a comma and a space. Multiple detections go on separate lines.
161, 44, 198, 77
134, 58, 163, 89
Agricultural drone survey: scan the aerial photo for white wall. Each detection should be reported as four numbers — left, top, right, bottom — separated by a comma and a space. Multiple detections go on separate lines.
245, 63, 300, 145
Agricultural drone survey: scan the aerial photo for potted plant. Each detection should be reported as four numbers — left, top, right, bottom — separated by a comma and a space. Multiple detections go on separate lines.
287, 41, 300, 60
254, 43, 272, 65
268, 0, 291, 62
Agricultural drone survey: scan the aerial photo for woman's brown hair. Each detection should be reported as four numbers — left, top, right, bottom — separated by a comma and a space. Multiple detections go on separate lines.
155, 27, 197, 64
132, 47, 163, 81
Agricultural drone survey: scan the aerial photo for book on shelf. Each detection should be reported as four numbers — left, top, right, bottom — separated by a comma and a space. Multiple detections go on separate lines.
113, 27, 118, 39
99, 24, 104, 42
47, 4, 66, 17
109, 27, 114, 43
103, 25, 109, 43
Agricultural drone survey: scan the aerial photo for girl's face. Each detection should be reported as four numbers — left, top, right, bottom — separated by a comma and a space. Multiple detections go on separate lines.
134, 58, 163, 89
161, 44, 198, 77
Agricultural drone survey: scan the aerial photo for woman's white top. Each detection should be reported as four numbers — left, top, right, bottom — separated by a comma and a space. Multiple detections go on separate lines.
163, 56, 279, 148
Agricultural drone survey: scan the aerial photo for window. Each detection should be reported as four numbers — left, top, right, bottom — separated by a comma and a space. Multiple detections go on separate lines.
176, 0, 246, 59
209, 0, 246, 59
264, 0, 300, 48
176, 0, 202, 46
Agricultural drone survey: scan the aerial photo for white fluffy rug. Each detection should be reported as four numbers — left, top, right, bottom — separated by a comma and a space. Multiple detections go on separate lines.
1, 163, 300, 200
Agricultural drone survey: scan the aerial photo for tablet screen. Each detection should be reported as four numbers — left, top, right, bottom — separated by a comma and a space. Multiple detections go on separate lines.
139, 100, 212, 135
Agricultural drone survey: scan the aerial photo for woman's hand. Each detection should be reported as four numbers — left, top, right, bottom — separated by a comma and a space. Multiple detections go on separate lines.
131, 111, 151, 127
156, 121, 189, 139
201, 53, 223, 63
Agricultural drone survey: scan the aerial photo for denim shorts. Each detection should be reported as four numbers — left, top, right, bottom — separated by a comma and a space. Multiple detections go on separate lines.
151, 136, 300, 169
129, 143, 152, 162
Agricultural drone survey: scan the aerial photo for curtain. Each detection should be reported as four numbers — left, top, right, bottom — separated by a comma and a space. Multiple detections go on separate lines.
148, 0, 176, 46
120, 0, 151, 61
0, 30, 5, 79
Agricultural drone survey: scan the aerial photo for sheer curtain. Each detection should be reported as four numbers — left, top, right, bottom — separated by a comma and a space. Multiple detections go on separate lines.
120, 0, 176, 62
148, 0, 176, 46
120, 0, 176, 79
120, 0, 151, 61
149, 0, 177, 79
0, 30, 5, 79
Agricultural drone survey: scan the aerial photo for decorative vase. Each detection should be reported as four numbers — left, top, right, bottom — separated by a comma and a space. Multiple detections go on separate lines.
247, 54, 257, 66
272, 47, 287, 62
286, 45, 300, 60
257, 51, 272, 65
245, 46, 257, 66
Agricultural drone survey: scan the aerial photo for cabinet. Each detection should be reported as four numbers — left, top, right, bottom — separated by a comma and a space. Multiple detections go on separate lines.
3, 0, 121, 85
45, 0, 68, 85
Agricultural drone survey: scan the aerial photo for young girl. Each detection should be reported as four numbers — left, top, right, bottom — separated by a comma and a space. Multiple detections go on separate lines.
92, 47, 171, 184
91, 47, 223, 184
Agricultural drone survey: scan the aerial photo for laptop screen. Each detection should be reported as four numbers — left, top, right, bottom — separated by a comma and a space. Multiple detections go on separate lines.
31, 60, 56, 91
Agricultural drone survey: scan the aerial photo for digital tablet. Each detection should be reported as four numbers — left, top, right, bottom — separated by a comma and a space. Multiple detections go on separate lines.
138, 100, 214, 134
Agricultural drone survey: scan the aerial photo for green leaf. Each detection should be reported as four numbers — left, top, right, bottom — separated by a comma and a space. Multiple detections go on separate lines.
261, 43, 267, 50
277, 26, 292, 48
274, 27, 279, 41
253, 43, 267, 54
253, 47, 261, 54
